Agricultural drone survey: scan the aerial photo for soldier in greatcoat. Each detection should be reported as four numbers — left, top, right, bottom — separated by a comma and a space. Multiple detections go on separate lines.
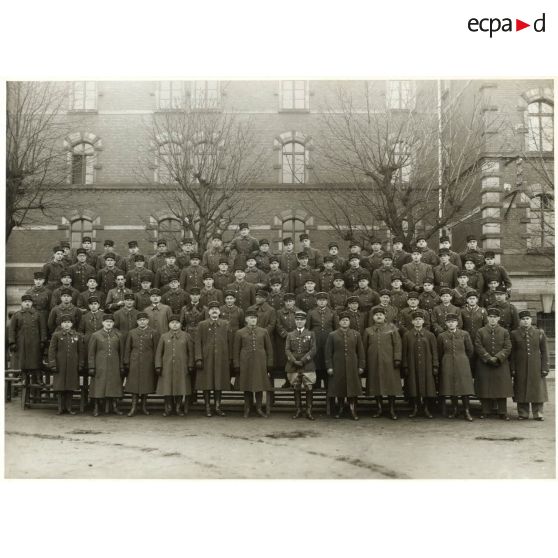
462, 257, 485, 293
77, 235, 99, 268
343, 255, 371, 292
369, 290, 399, 326
325, 311, 365, 420
121, 240, 142, 274
96, 239, 124, 271
327, 241, 347, 272
244, 256, 268, 290
26, 271, 51, 325
123, 312, 160, 416
346, 296, 367, 337
278, 237, 299, 275
299, 233, 323, 270
88, 314, 125, 416
42, 246, 68, 291
9, 294, 48, 397
69, 248, 97, 293
148, 239, 169, 274
416, 236, 439, 267
353, 275, 380, 313
50, 271, 80, 308
371, 254, 397, 292
364, 239, 385, 274
390, 237, 412, 270
328, 273, 350, 312
161, 275, 190, 314
134, 274, 154, 312
401, 248, 434, 293
96, 253, 125, 295
491, 289, 519, 332
461, 291, 488, 340
389, 275, 408, 311
179, 253, 208, 292
438, 236, 462, 268
399, 294, 431, 336
213, 258, 234, 292
113, 293, 139, 344
401, 311, 439, 418
226, 267, 257, 311
125, 255, 154, 292
474, 307, 513, 420
199, 273, 224, 308
233, 310, 274, 417
267, 257, 288, 292
220, 290, 245, 335
78, 296, 104, 347
295, 278, 319, 313
144, 288, 172, 334
202, 234, 228, 273
252, 238, 273, 273
510, 311, 549, 421
433, 249, 459, 292
437, 314, 475, 421
154, 251, 181, 291
227, 222, 260, 270
77, 276, 107, 312
286, 311, 317, 420
247, 289, 277, 338
307, 292, 337, 390
48, 315, 86, 414
105, 273, 133, 313
459, 234, 485, 269
363, 307, 402, 420
289, 252, 319, 294
155, 315, 195, 416
479, 251, 512, 294
451, 271, 476, 308
431, 288, 463, 336
48, 289, 82, 335
268, 279, 286, 311
318, 256, 337, 292
176, 238, 195, 269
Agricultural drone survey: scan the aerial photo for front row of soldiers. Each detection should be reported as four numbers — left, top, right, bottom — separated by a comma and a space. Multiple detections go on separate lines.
9, 287, 549, 421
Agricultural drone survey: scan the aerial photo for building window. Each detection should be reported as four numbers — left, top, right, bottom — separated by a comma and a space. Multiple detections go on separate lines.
156, 142, 180, 184
70, 81, 97, 111
526, 101, 553, 152
481, 177, 500, 189
537, 311, 555, 337
386, 81, 416, 110
527, 188, 554, 249
70, 218, 94, 249
282, 141, 306, 184
392, 142, 412, 184
282, 218, 306, 248
482, 208, 501, 219
157, 218, 184, 245
192, 141, 217, 183
280, 81, 309, 110
158, 81, 185, 110
71, 142, 95, 184
481, 161, 500, 173
191, 81, 220, 109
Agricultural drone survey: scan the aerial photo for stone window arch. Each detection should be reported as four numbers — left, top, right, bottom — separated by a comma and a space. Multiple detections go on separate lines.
273, 131, 314, 184
63, 132, 103, 185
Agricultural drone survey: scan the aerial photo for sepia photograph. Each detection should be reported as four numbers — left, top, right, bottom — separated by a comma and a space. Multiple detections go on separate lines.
4, 78, 555, 479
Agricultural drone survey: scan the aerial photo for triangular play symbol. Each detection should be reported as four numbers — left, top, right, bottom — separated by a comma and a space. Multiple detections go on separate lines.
516, 19, 530, 31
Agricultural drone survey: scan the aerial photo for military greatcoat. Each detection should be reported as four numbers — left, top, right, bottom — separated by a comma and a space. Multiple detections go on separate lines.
25, 285, 51, 321
307, 306, 337, 371
246, 302, 276, 337
88, 329, 124, 398
8, 308, 47, 370
219, 304, 245, 334
113, 307, 140, 343
48, 329, 85, 391
48, 303, 82, 335
124, 326, 160, 394
510, 327, 549, 404
401, 328, 439, 397
474, 325, 513, 398
363, 323, 402, 396
78, 310, 104, 346
431, 304, 463, 336
155, 330, 194, 396
461, 305, 488, 340
324, 328, 365, 398
233, 326, 273, 392
144, 303, 172, 335
194, 318, 232, 390
437, 329, 475, 396
226, 280, 256, 311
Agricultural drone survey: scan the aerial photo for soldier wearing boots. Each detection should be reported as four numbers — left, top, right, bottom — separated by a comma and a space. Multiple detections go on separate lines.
124, 313, 160, 416
325, 311, 364, 420
88, 314, 125, 416
510, 311, 549, 421
48, 316, 85, 415
401, 311, 439, 418
363, 307, 402, 420
437, 314, 475, 421
155, 315, 195, 417
286, 311, 317, 421
233, 310, 274, 418
195, 302, 233, 417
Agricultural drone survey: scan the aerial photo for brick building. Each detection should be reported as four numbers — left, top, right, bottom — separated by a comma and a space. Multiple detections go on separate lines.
5, 79, 554, 333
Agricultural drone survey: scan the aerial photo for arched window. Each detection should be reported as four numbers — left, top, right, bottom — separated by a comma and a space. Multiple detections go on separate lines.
70, 218, 94, 249
282, 218, 306, 248
71, 142, 95, 184
157, 218, 184, 245
526, 101, 553, 151
282, 141, 306, 184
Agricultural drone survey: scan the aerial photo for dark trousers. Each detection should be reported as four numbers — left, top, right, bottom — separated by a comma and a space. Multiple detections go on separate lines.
481, 398, 507, 415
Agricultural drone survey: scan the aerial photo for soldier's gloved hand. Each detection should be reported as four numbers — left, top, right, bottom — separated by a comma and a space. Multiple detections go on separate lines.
327, 368, 334, 376
9, 343, 16, 352
542, 370, 549, 377
394, 360, 401, 369
88, 368, 96, 377
155, 367, 162, 376
195, 359, 203, 370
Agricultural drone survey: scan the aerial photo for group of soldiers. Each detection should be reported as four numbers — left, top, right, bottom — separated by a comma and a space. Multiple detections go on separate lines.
8, 223, 550, 421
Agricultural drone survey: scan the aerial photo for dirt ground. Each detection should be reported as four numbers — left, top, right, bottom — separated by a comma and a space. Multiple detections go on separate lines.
4, 383, 555, 479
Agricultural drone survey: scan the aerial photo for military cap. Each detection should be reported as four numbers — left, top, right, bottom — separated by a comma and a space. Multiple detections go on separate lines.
439, 235, 450, 243
518, 310, 532, 319
347, 296, 359, 304
202, 272, 214, 280
137, 312, 148, 320
104, 252, 116, 260
484, 251, 495, 258
372, 306, 386, 315
438, 249, 450, 256
60, 270, 72, 278
338, 311, 351, 320
407, 291, 420, 300
246, 255, 257, 261
134, 254, 145, 262
284, 293, 296, 301
390, 274, 403, 282
379, 289, 391, 296
466, 235, 477, 242
224, 290, 236, 298
440, 287, 453, 296
21, 294, 33, 302
294, 311, 307, 319
60, 241, 70, 248
316, 292, 329, 300
189, 287, 201, 295
357, 274, 370, 282
165, 251, 176, 258
233, 265, 245, 272
128, 240, 138, 248
259, 238, 270, 245
328, 241, 339, 249
60, 314, 74, 323
82, 236, 92, 243
181, 238, 194, 245
422, 278, 434, 285
299, 233, 309, 241
416, 235, 426, 242
269, 255, 279, 264
149, 288, 162, 296
349, 241, 362, 248
211, 233, 222, 240
411, 246, 422, 254
52, 245, 64, 253
156, 239, 168, 246
169, 314, 181, 323
76, 248, 87, 255
323, 255, 334, 263
256, 289, 268, 298
411, 310, 425, 320
381, 253, 393, 260
140, 273, 152, 282
269, 277, 282, 285
104, 240, 115, 247
348, 254, 360, 261
87, 275, 98, 282
487, 307, 501, 317
282, 237, 293, 245
445, 313, 459, 321
190, 253, 201, 260
466, 290, 479, 298
219, 257, 230, 264
333, 272, 344, 280
463, 257, 476, 264
245, 309, 258, 317
102, 314, 114, 321
494, 288, 507, 295
60, 288, 73, 296
297, 251, 309, 259
167, 275, 179, 283
124, 293, 135, 300
304, 277, 317, 284
487, 279, 500, 285
238, 222, 249, 230
457, 270, 468, 277
392, 237, 404, 244
87, 296, 99, 304
207, 300, 221, 309
34, 271, 46, 279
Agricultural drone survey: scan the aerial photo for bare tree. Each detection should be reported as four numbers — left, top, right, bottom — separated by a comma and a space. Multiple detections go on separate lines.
6, 81, 71, 240
139, 105, 265, 251
305, 82, 491, 250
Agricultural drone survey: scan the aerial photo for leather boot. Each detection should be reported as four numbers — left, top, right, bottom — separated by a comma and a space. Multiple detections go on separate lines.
128, 394, 138, 417
334, 398, 344, 419
56, 393, 64, 415
448, 397, 458, 419
243, 392, 251, 418
93, 399, 100, 417
203, 391, 212, 417
255, 392, 267, 418
408, 398, 418, 418
463, 396, 473, 422
141, 395, 150, 415
349, 398, 359, 421
112, 398, 123, 416
65, 392, 76, 415
372, 397, 382, 418
162, 397, 172, 417
292, 389, 304, 419
423, 400, 433, 419
214, 390, 226, 416
440, 398, 447, 418
305, 389, 315, 421
175, 396, 184, 416
388, 396, 397, 420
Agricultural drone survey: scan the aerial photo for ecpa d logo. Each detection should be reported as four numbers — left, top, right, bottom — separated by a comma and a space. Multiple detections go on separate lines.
468, 13, 546, 37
